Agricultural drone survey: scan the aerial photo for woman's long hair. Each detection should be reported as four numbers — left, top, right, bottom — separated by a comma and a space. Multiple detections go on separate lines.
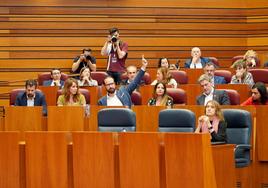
205, 100, 225, 121
152, 82, 170, 106
252, 82, 268, 104
79, 67, 93, 81
157, 67, 172, 85
62, 78, 80, 102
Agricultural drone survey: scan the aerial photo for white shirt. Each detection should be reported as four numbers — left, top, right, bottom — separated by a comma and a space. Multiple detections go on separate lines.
204, 88, 214, 106
107, 91, 123, 106
190, 62, 203, 69
27, 96, 35, 106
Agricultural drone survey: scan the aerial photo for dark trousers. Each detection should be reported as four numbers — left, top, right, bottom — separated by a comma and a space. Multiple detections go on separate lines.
107, 71, 122, 85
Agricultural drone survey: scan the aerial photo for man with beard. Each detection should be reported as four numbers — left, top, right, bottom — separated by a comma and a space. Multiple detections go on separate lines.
15, 79, 47, 115
196, 74, 230, 106
203, 62, 226, 85
98, 56, 148, 108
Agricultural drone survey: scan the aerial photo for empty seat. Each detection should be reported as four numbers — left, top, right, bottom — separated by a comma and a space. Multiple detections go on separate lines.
248, 69, 268, 83
223, 109, 252, 168
131, 91, 142, 105
159, 109, 196, 132
166, 88, 187, 105
98, 108, 136, 132
91, 71, 109, 85
169, 70, 188, 84
209, 57, 219, 67
214, 70, 232, 83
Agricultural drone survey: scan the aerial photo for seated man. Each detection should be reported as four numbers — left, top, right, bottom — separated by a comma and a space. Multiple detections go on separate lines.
196, 74, 230, 106
15, 79, 47, 115
121, 65, 144, 86
98, 56, 148, 108
203, 62, 226, 85
43, 68, 65, 88
72, 48, 97, 75
184, 47, 210, 69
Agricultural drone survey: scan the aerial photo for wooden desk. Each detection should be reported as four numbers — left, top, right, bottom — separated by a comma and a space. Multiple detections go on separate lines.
47, 106, 85, 131
4, 106, 43, 132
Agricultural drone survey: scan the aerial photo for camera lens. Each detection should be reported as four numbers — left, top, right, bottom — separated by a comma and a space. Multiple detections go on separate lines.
111, 36, 117, 43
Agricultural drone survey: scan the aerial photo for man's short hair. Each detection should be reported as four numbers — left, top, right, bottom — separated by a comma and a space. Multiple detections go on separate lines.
50, 68, 61, 75
25, 79, 37, 88
109, 27, 119, 35
198, 74, 211, 83
82, 48, 92, 53
103, 76, 114, 85
204, 61, 216, 68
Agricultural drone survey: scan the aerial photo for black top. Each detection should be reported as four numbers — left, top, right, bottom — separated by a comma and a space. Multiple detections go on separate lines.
210, 120, 227, 142
72, 55, 96, 74
148, 97, 174, 107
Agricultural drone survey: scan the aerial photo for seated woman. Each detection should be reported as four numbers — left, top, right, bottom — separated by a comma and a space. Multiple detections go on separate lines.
158, 57, 179, 70
57, 78, 86, 106
230, 60, 254, 86
78, 67, 98, 86
195, 100, 227, 142
243, 50, 258, 68
148, 82, 173, 107
241, 82, 268, 105
151, 67, 178, 88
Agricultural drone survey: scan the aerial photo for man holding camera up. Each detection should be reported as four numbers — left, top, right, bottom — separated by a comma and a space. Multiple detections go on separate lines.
72, 48, 96, 75
101, 27, 128, 84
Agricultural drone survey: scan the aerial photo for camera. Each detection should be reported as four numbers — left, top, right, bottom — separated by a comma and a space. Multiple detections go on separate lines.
111, 36, 117, 43
84, 55, 92, 61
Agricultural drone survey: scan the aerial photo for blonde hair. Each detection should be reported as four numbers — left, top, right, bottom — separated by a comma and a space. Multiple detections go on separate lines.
157, 67, 172, 85
205, 100, 224, 121
244, 50, 257, 60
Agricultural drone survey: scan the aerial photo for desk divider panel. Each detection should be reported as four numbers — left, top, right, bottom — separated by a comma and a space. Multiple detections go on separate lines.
164, 133, 217, 188
25, 132, 68, 188
0, 132, 20, 188
118, 132, 161, 188
72, 132, 115, 188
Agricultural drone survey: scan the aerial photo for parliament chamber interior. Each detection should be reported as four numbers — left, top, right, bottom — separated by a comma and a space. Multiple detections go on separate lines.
0, 0, 268, 187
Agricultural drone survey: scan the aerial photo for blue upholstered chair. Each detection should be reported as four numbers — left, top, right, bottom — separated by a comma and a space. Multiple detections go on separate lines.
158, 109, 196, 132
223, 109, 252, 168
98, 108, 136, 132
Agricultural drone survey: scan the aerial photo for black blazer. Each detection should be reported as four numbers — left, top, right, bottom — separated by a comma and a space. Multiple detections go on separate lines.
196, 89, 230, 105
15, 91, 47, 115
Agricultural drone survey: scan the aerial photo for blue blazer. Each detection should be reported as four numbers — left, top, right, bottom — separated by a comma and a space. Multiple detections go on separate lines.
214, 76, 226, 84
196, 89, 230, 105
43, 80, 64, 88
184, 57, 210, 68
98, 69, 145, 108
15, 91, 47, 115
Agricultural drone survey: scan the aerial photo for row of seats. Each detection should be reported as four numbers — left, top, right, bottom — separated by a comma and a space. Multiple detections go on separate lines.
37, 68, 268, 86
99, 108, 251, 168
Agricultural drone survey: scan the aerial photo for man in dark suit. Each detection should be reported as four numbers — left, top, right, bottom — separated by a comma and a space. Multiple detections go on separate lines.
43, 68, 65, 88
98, 56, 148, 108
15, 79, 47, 115
196, 74, 230, 105
203, 62, 226, 85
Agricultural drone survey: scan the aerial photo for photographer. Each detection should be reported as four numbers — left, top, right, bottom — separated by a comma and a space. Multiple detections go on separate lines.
101, 27, 128, 84
72, 48, 96, 75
